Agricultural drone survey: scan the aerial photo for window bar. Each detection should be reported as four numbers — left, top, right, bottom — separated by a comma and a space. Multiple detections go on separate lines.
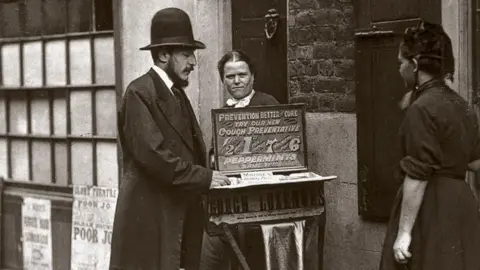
91, 0, 98, 186
25, 58, 33, 182
5, 91, 11, 179
476, 8, 480, 97
473, 4, 477, 102
0, 45, 2, 87
475, 7, 479, 99
0, 3, 2, 40
48, 87, 56, 185
41, 0, 56, 184
112, 0, 122, 185
66, 0, 72, 186
18, 1, 33, 183
0, 84, 115, 91
0, 134, 117, 141
0, 4, 11, 180
0, 48, 6, 180
0, 31, 114, 44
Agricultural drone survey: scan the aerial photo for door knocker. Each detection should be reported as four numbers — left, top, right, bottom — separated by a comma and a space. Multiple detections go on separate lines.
264, 8, 279, 40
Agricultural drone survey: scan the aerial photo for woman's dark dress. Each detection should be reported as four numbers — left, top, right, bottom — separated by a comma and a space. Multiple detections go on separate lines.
379, 80, 480, 270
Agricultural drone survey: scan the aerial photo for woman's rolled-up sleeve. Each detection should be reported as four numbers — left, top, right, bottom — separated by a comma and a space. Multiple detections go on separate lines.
399, 104, 441, 180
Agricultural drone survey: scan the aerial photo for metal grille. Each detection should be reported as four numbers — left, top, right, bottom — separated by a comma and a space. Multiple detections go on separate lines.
0, 0, 117, 187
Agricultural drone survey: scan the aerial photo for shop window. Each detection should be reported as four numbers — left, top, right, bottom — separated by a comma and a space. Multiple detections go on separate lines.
0, 0, 117, 188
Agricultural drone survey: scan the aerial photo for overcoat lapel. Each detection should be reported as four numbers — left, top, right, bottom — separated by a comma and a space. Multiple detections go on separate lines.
148, 69, 194, 151
175, 88, 207, 163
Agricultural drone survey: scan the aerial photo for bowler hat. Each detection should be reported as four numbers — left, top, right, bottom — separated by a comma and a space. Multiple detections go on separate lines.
140, 7, 206, 50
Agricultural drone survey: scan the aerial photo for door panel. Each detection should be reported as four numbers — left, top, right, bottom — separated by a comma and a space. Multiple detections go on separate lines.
371, 1, 419, 22
356, 0, 441, 219
357, 0, 439, 29
232, 0, 288, 104
371, 41, 406, 216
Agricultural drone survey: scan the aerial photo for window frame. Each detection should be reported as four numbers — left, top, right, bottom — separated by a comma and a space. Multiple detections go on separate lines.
0, 0, 117, 189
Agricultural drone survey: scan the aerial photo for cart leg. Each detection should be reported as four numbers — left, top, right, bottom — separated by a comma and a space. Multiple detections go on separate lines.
305, 217, 320, 249
222, 224, 251, 270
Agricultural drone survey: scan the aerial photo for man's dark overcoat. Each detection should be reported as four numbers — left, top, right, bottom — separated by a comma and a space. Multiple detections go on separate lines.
110, 69, 212, 270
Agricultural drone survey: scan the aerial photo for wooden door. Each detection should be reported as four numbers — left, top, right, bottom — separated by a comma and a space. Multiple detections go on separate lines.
355, 0, 441, 219
231, 0, 288, 104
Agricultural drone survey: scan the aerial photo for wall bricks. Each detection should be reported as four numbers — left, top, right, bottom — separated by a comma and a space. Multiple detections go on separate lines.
289, 0, 355, 113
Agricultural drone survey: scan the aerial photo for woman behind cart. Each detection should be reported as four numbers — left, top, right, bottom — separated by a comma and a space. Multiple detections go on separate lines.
379, 20, 480, 270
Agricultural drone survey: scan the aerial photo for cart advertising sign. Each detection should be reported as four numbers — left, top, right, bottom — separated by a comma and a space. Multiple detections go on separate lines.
211, 104, 308, 175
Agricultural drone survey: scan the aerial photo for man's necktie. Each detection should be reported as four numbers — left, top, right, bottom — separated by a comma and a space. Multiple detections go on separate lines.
171, 85, 182, 101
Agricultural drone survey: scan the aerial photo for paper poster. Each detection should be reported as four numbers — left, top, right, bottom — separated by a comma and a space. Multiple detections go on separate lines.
70, 185, 118, 270
22, 197, 53, 270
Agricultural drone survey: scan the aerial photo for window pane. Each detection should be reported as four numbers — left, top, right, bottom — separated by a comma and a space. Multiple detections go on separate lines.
46, 40, 67, 86
54, 142, 68, 185
0, 92, 6, 133
96, 142, 117, 187
2, 44, 21, 87
11, 139, 29, 181
43, 0, 67, 35
68, 0, 92, 33
69, 39, 92, 85
31, 91, 50, 135
70, 90, 92, 135
0, 138, 7, 178
32, 140, 52, 183
94, 36, 115, 84
24, 0, 42, 37
71, 141, 92, 185
95, 0, 113, 31
53, 91, 67, 135
23, 41, 43, 87
0, 2, 23, 38
95, 90, 116, 136
9, 91, 28, 134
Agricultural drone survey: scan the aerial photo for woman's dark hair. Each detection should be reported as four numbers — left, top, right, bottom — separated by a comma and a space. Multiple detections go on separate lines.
217, 50, 256, 81
400, 20, 455, 81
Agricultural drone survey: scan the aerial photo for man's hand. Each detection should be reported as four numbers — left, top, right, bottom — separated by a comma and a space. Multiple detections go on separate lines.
393, 232, 412, 264
210, 171, 231, 189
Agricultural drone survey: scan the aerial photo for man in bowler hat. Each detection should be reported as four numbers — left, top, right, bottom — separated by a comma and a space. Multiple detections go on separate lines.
109, 7, 230, 270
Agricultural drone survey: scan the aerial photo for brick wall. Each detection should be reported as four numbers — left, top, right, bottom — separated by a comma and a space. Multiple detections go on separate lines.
288, 0, 355, 112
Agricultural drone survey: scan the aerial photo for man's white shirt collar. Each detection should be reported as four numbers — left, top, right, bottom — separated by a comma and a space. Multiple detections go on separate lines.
152, 65, 174, 95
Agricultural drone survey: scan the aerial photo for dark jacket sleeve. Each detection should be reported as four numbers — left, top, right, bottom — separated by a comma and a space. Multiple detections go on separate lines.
121, 87, 212, 192
399, 103, 441, 180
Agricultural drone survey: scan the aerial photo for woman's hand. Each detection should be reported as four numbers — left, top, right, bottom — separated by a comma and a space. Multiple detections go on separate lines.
393, 232, 412, 264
